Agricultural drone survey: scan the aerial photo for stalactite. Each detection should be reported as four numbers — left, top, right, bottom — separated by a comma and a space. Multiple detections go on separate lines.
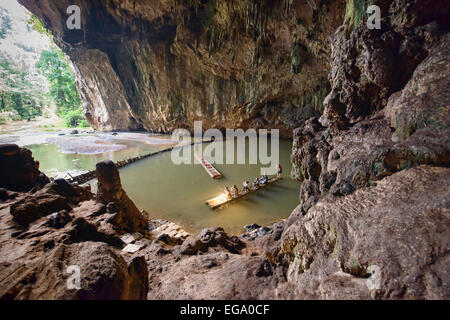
284, 0, 293, 15
244, 0, 268, 41
306, 0, 318, 12
243, 0, 270, 69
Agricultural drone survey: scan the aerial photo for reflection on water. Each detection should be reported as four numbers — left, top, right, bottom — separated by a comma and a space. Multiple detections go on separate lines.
25, 135, 299, 235
27, 136, 173, 178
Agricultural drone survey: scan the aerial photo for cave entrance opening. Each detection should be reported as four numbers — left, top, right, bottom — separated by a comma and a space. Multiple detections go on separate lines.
0, 1, 88, 131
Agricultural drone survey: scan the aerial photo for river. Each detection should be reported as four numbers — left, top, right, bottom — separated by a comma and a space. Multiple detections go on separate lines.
0, 124, 299, 235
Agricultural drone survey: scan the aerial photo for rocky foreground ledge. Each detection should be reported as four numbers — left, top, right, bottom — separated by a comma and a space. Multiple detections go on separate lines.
0, 144, 449, 300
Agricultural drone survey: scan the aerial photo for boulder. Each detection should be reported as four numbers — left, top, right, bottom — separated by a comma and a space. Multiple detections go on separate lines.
291, 32, 450, 217
0, 144, 49, 192
10, 193, 71, 226
65, 217, 122, 247
48, 178, 92, 203
282, 166, 450, 299
179, 227, 244, 255
10, 180, 93, 226
0, 188, 16, 201
10, 242, 148, 300
148, 252, 286, 300
384, 33, 450, 140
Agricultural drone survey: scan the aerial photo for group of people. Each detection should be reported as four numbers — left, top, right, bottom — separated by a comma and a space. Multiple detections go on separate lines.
223, 185, 239, 199
223, 164, 282, 200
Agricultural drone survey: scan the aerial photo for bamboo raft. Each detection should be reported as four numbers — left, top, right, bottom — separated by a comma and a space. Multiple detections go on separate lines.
67, 139, 212, 185
195, 152, 223, 179
205, 176, 281, 210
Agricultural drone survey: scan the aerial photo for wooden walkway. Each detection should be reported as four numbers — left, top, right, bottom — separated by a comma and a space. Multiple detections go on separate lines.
195, 152, 223, 179
205, 176, 281, 210
67, 139, 212, 185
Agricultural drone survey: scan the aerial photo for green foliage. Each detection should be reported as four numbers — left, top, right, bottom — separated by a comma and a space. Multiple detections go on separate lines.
63, 109, 85, 127
0, 14, 86, 127
36, 46, 82, 117
0, 60, 44, 120
344, 0, 374, 30
30, 18, 86, 128
27, 14, 52, 37
0, 11, 49, 123
0, 8, 12, 39
7, 110, 22, 121
79, 119, 90, 128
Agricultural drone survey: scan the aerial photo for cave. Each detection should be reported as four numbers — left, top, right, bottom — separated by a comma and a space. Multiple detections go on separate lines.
0, 0, 449, 305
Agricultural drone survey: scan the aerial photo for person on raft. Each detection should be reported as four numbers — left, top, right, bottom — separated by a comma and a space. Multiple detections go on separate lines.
277, 164, 282, 178
224, 187, 231, 199
231, 185, 239, 198
261, 174, 268, 185
253, 177, 260, 189
243, 180, 250, 192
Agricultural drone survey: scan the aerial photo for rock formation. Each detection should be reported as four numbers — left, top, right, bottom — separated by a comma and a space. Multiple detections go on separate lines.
0, 144, 49, 192
95, 160, 148, 235
281, 166, 450, 299
18, 0, 346, 138
291, 1, 450, 215
0, 155, 149, 300
283, 0, 450, 299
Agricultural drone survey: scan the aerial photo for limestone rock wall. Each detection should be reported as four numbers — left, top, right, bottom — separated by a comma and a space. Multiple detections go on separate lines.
281, 166, 450, 299
18, 0, 345, 137
281, 0, 450, 299
291, 0, 450, 214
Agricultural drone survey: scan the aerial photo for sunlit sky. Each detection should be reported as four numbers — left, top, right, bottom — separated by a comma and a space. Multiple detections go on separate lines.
1, 0, 25, 16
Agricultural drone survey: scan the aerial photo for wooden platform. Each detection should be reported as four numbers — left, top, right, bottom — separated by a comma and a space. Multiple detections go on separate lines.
205, 176, 281, 210
195, 152, 223, 179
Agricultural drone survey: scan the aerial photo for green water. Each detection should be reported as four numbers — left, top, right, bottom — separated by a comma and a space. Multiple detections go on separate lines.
27, 138, 168, 178
24, 135, 299, 235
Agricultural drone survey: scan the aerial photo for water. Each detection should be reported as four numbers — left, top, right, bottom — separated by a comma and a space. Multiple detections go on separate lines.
13, 132, 299, 235
117, 139, 299, 235
27, 137, 171, 178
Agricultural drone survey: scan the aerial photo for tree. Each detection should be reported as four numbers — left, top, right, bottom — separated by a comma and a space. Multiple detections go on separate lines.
0, 59, 43, 120
0, 8, 12, 39
36, 46, 82, 117
31, 13, 86, 127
